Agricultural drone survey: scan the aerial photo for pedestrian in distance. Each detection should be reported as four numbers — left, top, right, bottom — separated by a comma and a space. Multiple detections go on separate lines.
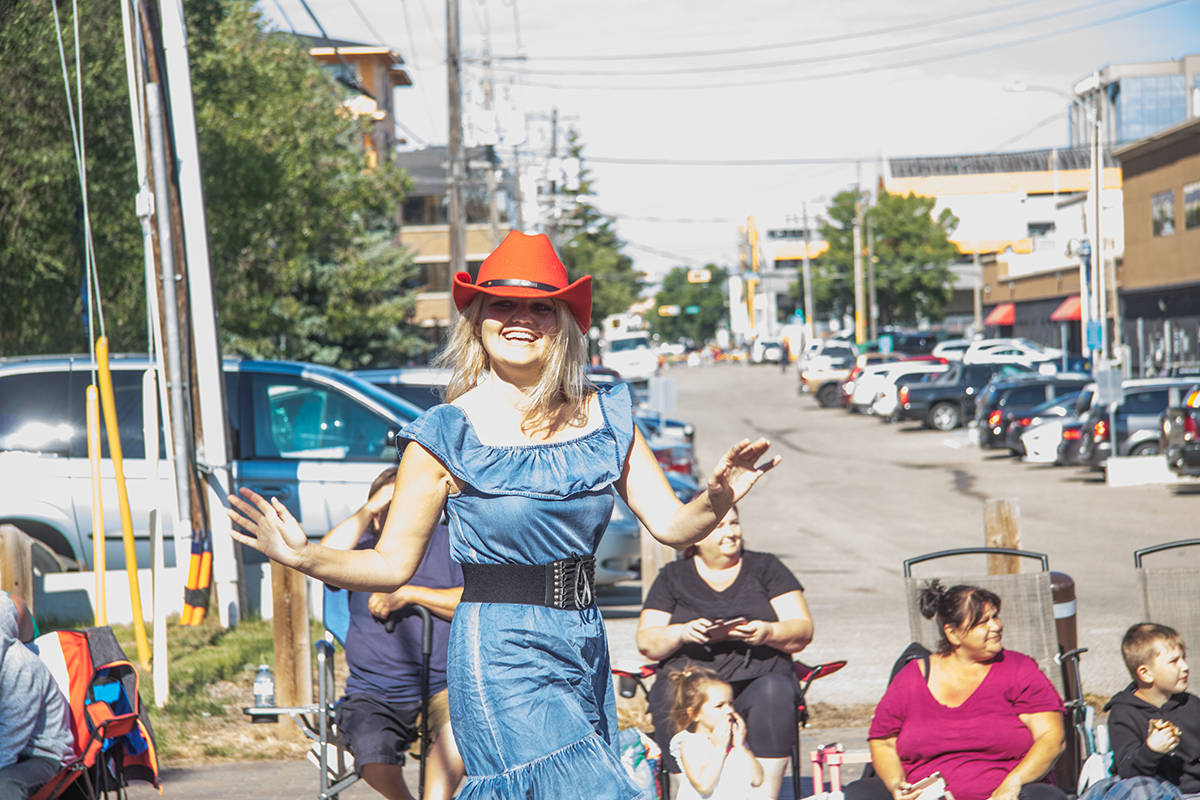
668, 664, 763, 800
320, 466, 465, 800
227, 230, 780, 800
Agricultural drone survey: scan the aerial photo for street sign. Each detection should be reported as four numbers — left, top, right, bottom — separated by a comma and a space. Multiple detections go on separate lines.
686, 269, 712, 284
1086, 321, 1103, 352
684, 305, 700, 315
657, 305, 681, 317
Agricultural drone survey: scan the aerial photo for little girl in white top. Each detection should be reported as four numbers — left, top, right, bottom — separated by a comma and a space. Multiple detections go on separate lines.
668, 665, 764, 799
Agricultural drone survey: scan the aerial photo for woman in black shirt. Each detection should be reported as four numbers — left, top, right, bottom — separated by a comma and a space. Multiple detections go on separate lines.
637, 506, 814, 800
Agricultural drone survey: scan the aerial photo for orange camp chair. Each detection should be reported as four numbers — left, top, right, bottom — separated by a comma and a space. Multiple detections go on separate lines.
30, 626, 160, 800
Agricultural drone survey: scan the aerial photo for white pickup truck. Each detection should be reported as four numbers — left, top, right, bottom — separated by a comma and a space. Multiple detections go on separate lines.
600, 331, 658, 384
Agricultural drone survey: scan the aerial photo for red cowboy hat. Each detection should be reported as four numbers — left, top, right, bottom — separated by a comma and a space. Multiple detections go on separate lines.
452, 231, 592, 332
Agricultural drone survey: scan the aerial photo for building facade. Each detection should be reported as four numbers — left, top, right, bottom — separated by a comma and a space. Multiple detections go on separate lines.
1070, 55, 1200, 150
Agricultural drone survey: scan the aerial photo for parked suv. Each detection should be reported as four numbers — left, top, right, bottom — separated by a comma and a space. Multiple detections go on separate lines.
1077, 378, 1198, 465
975, 374, 1091, 450
0, 354, 424, 572
895, 362, 1030, 430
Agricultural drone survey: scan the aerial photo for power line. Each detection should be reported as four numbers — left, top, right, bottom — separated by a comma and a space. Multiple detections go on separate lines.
346, 0, 388, 45
589, 155, 868, 166
487, 0, 1044, 62
479, 0, 1122, 77
622, 238, 711, 266
510, 0, 1188, 91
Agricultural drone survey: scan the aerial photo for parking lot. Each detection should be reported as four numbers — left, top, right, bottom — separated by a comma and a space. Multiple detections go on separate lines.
602, 360, 1199, 707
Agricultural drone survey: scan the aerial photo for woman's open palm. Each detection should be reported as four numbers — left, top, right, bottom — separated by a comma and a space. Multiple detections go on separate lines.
227, 487, 309, 569
707, 438, 780, 506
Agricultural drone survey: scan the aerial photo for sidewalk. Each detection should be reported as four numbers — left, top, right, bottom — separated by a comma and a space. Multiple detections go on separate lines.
123, 724, 870, 799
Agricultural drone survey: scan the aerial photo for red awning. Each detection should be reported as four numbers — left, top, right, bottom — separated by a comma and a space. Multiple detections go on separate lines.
1050, 295, 1082, 322
984, 302, 1015, 327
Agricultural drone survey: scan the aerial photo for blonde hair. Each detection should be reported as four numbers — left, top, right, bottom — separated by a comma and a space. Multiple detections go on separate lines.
438, 294, 591, 432
668, 665, 726, 732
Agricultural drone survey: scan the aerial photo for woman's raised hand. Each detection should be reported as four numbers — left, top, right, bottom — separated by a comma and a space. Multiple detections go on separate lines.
727, 619, 773, 647
706, 438, 780, 508
227, 487, 310, 569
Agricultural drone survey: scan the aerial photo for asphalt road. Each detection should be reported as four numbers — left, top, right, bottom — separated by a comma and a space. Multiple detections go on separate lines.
602, 360, 1199, 706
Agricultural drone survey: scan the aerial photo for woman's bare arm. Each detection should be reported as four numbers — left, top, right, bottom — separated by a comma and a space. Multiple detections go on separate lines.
619, 428, 778, 548
228, 442, 451, 592
727, 590, 814, 653
635, 608, 714, 661
988, 711, 1064, 800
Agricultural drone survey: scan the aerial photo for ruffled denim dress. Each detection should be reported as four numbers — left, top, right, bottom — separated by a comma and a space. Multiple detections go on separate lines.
398, 382, 648, 799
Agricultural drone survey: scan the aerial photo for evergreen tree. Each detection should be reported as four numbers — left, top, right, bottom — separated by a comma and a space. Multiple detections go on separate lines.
649, 265, 729, 346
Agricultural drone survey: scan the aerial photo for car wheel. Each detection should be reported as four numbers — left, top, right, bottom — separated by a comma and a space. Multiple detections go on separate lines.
1130, 442, 1161, 457
928, 402, 962, 431
816, 383, 840, 407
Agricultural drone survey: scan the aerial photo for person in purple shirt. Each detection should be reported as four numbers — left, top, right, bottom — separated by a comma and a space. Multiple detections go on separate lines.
321, 467, 465, 800
848, 582, 1066, 800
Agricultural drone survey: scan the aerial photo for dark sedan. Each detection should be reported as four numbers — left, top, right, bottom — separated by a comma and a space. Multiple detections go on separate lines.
1003, 388, 1091, 455
976, 375, 1090, 450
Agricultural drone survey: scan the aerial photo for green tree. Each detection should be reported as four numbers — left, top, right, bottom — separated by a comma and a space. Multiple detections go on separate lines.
557, 130, 641, 327
649, 265, 729, 345
0, 0, 430, 366
815, 189, 959, 326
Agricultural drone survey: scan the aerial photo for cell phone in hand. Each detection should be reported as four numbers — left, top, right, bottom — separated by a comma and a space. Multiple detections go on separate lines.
706, 616, 748, 642
910, 772, 946, 800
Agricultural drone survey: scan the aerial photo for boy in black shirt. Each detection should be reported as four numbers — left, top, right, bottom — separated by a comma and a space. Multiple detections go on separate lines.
1106, 623, 1200, 794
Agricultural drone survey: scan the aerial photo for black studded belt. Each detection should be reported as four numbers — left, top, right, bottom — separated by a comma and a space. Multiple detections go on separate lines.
460, 554, 596, 610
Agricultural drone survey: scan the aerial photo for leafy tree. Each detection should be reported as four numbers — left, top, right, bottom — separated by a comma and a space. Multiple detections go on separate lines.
0, 0, 430, 366
815, 189, 959, 326
649, 265, 729, 345
557, 130, 641, 327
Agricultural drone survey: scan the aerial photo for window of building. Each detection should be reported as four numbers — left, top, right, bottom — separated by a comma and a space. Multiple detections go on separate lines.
1152, 190, 1176, 236
1112, 75, 1187, 145
1185, 181, 1200, 230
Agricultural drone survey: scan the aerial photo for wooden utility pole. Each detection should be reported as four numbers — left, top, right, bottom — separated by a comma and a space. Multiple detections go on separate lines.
446, 0, 466, 330
866, 211, 877, 341
801, 203, 815, 339
853, 162, 866, 346
270, 565, 312, 705
984, 498, 1022, 575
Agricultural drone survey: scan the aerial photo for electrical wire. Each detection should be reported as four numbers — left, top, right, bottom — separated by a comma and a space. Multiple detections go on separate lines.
510, 0, 1189, 91
346, 0, 387, 44
481, 0, 1123, 77
489, 0, 1045, 62
397, 0, 440, 138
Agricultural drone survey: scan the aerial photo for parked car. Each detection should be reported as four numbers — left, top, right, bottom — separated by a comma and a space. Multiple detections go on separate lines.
839, 353, 907, 410
802, 350, 858, 407
1054, 420, 1088, 466
600, 330, 658, 384
1004, 389, 1091, 456
895, 362, 1031, 430
975, 375, 1091, 451
1162, 384, 1200, 478
931, 339, 972, 361
874, 370, 945, 420
1077, 378, 1199, 466
797, 338, 857, 391
849, 359, 947, 414
0, 354, 425, 573
876, 330, 939, 356
750, 337, 785, 364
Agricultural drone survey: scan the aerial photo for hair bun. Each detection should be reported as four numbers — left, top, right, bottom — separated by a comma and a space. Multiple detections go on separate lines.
918, 579, 946, 620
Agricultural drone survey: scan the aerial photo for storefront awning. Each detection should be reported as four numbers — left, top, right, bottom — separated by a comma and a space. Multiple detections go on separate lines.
984, 302, 1015, 327
1050, 295, 1082, 322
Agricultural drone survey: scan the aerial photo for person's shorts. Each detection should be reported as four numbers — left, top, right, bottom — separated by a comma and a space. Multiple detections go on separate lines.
335, 689, 451, 767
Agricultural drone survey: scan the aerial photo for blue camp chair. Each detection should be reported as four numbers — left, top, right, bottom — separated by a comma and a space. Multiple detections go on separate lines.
244, 584, 434, 800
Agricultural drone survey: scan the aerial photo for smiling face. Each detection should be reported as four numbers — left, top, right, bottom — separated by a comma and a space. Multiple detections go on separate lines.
478, 295, 562, 374
694, 508, 743, 564
947, 603, 1004, 661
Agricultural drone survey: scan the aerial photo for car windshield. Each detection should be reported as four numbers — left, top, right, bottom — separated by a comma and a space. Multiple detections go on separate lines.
609, 336, 650, 352
329, 372, 425, 422
1028, 391, 1080, 416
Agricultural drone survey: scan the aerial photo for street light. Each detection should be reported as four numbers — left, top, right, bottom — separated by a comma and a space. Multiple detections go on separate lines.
1003, 78, 1106, 366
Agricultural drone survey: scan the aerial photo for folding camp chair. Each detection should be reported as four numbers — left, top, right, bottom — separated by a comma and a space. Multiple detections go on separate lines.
243, 584, 434, 800
903, 547, 1090, 791
612, 657, 847, 800
1134, 539, 1200, 647
31, 626, 161, 800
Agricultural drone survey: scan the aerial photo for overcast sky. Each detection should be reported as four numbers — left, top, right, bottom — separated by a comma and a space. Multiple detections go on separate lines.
258, 0, 1200, 279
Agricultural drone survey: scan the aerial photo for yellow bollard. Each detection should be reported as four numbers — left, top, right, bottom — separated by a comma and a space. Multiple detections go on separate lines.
86, 386, 107, 626
95, 337, 151, 667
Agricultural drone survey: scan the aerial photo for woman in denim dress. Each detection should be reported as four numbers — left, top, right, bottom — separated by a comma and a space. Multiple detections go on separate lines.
228, 231, 779, 799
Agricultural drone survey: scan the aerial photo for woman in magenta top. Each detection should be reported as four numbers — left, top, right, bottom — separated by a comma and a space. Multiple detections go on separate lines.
852, 582, 1066, 800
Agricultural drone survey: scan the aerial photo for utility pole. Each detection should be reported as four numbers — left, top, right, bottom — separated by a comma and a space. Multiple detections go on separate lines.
866, 210, 878, 341
853, 161, 866, 346
1093, 77, 1109, 363
801, 202, 815, 340
973, 250, 983, 334
479, 30, 501, 247
446, 0, 465, 329
546, 107, 559, 245
511, 143, 524, 231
